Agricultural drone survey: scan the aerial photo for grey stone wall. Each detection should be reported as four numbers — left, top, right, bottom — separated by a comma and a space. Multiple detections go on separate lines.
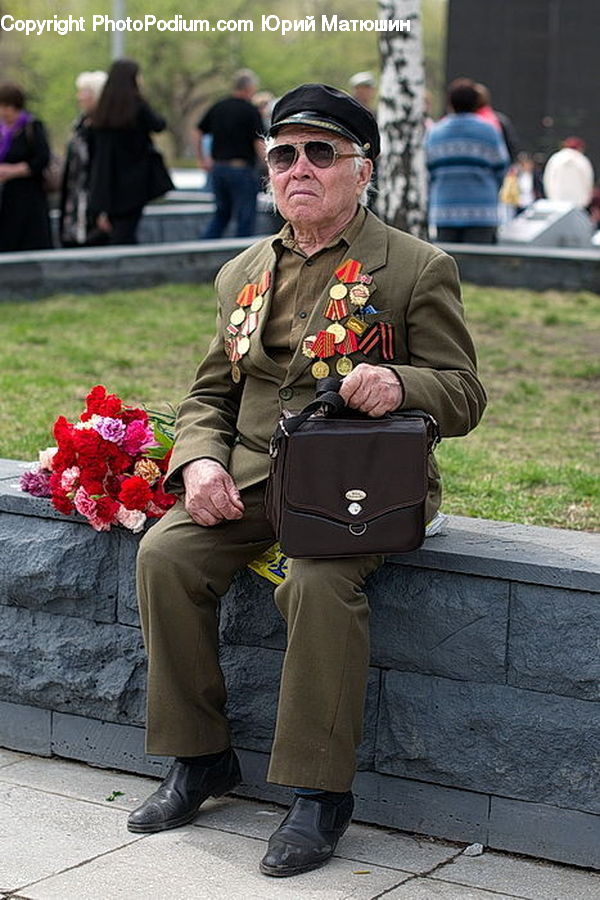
1, 237, 599, 302
1, 458, 599, 869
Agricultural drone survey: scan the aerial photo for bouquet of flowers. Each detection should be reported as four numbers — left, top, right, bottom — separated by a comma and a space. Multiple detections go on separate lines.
20, 385, 177, 533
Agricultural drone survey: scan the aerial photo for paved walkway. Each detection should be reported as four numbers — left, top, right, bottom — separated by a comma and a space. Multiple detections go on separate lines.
1, 750, 599, 900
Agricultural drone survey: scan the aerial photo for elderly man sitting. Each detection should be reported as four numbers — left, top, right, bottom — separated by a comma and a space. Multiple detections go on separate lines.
127, 83, 486, 877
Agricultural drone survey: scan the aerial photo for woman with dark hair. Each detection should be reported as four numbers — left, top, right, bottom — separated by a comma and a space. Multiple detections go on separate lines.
89, 59, 172, 245
0, 82, 52, 251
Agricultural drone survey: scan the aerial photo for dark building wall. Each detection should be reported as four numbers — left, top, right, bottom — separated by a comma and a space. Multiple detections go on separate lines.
446, 0, 599, 175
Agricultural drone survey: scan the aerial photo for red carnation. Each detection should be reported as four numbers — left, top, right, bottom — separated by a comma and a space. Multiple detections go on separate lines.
52, 447, 77, 472
105, 443, 133, 475
51, 488, 75, 515
152, 480, 177, 512
72, 428, 105, 459
82, 385, 122, 420
95, 495, 120, 524
121, 406, 148, 424
53, 415, 75, 448
119, 475, 153, 510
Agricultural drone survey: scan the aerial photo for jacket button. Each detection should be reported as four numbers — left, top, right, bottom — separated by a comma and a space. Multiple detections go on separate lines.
279, 387, 294, 401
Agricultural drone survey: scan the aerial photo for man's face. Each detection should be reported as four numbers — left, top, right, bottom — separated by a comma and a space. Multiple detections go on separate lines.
268, 126, 372, 231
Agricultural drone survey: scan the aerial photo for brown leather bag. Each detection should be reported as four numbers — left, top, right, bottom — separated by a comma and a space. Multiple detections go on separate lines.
265, 380, 440, 558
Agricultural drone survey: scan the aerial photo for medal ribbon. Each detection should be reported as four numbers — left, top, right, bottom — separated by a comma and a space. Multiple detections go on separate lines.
312, 330, 336, 358
325, 298, 349, 320
379, 322, 395, 360
236, 283, 257, 308
258, 269, 271, 296
357, 323, 396, 358
358, 325, 380, 354
334, 258, 362, 283
240, 311, 259, 336
336, 331, 359, 355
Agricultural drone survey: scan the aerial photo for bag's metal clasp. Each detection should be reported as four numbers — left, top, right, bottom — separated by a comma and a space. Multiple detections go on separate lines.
349, 523, 367, 536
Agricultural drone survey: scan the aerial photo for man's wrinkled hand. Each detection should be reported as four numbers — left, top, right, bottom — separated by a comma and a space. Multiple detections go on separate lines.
182, 459, 244, 527
338, 363, 404, 417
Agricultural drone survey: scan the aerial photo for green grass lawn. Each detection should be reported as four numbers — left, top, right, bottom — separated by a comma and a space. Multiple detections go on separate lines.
1, 282, 598, 531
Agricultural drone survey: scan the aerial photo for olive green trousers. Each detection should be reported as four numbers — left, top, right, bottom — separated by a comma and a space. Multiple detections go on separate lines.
136, 484, 382, 792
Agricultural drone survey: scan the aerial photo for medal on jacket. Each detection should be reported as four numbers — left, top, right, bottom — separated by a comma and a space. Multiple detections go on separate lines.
224, 270, 271, 380
310, 329, 336, 378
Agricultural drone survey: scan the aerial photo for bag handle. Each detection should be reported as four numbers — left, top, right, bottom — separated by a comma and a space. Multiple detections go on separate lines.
270, 377, 441, 451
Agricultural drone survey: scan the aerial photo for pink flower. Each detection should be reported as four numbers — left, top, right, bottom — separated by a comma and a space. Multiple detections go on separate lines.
38, 447, 58, 471
73, 486, 97, 519
20, 468, 52, 497
92, 415, 127, 444
60, 466, 80, 493
116, 505, 147, 533
122, 420, 157, 456
87, 515, 111, 532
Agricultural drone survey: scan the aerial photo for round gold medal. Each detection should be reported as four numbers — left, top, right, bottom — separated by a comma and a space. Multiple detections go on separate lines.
230, 308, 246, 326
231, 363, 241, 383
250, 294, 264, 312
237, 336, 250, 356
336, 356, 354, 376
311, 360, 330, 378
326, 323, 346, 343
349, 284, 370, 306
329, 283, 348, 300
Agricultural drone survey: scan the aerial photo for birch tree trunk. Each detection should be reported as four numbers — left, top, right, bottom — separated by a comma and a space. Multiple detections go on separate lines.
376, 0, 428, 238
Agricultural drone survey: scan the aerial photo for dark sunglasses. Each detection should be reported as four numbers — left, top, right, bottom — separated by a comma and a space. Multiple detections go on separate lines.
266, 140, 363, 173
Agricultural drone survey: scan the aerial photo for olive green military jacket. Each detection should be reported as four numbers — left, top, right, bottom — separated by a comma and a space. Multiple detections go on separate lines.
166, 208, 487, 519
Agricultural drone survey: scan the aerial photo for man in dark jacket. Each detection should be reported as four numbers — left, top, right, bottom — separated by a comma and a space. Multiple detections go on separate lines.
196, 69, 265, 238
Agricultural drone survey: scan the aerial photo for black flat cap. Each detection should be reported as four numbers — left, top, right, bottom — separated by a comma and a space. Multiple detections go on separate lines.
269, 83, 380, 160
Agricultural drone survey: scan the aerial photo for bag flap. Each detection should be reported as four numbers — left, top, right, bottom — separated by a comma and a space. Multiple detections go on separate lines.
283, 416, 428, 524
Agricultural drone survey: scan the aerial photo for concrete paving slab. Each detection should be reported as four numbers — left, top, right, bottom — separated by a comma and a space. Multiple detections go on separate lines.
0, 758, 460, 876
0, 782, 141, 890
383, 878, 522, 899
196, 793, 460, 874
0, 749, 28, 768
433, 850, 600, 899
18, 827, 412, 900
0, 755, 158, 813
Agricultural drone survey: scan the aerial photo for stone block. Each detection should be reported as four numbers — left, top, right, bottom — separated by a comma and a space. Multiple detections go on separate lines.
353, 770, 489, 844
221, 645, 380, 769
508, 583, 600, 700
0, 512, 118, 623
376, 672, 600, 814
117, 529, 144, 626
220, 569, 286, 649
0, 607, 146, 725
369, 566, 508, 682
0, 699, 51, 756
52, 713, 171, 779
488, 795, 600, 870
388, 516, 600, 593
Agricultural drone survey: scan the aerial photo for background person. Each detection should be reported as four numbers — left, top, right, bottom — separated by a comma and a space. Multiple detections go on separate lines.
59, 70, 107, 247
195, 69, 265, 238
127, 83, 486, 879
543, 137, 595, 208
426, 77, 509, 243
0, 82, 52, 252
89, 58, 170, 245
348, 71, 377, 111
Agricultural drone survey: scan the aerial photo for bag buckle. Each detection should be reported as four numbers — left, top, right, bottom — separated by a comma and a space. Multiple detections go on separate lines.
349, 523, 367, 536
